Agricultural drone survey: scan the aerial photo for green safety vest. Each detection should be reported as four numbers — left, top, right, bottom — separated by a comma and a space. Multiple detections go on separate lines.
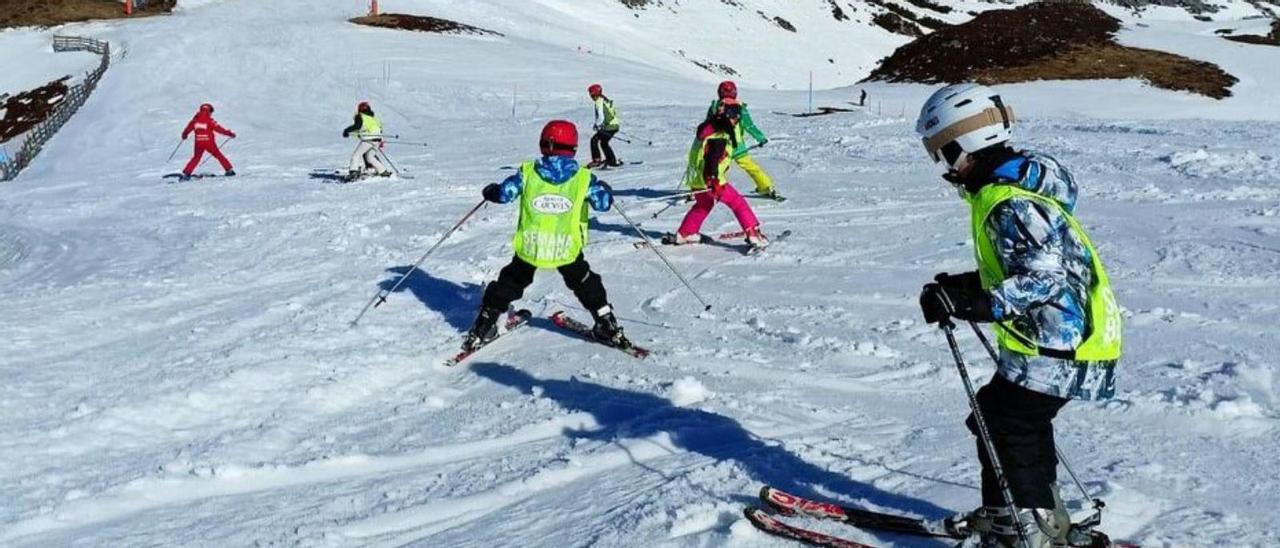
967, 184, 1123, 361
512, 161, 592, 268
598, 98, 620, 130
683, 130, 733, 190
357, 113, 382, 139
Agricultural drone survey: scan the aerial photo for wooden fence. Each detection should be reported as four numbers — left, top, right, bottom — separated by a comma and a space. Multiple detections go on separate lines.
0, 36, 111, 182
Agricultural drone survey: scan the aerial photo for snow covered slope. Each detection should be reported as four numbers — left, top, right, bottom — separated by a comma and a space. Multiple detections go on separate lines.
1, 0, 1279, 547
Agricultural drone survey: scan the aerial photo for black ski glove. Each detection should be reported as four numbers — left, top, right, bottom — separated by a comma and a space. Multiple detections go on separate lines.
482, 183, 503, 203
919, 283, 996, 325
342, 130, 350, 138
934, 271, 982, 292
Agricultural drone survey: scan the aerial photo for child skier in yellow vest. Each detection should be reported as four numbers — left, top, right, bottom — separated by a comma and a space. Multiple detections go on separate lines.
463, 120, 630, 351
915, 84, 1122, 548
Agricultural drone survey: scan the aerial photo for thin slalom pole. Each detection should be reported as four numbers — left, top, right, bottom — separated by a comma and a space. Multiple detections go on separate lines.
612, 202, 712, 311
350, 200, 488, 326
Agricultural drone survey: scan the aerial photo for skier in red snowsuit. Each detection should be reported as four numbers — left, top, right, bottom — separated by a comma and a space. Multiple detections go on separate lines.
180, 103, 236, 179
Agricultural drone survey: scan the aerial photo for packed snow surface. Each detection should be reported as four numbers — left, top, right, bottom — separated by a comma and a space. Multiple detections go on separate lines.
1, 1, 1278, 547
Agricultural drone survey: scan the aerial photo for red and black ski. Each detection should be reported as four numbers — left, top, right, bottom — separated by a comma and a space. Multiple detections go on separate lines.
759, 486, 963, 539
744, 507, 877, 548
444, 309, 533, 367
549, 310, 650, 358
757, 486, 1136, 548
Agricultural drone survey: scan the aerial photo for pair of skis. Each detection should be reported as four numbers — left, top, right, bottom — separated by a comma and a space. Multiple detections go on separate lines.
634, 228, 792, 255
444, 309, 649, 367
747, 486, 1130, 548
745, 486, 963, 547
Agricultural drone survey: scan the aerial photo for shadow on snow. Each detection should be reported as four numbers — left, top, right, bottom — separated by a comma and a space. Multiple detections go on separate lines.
471, 362, 954, 524
379, 266, 482, 332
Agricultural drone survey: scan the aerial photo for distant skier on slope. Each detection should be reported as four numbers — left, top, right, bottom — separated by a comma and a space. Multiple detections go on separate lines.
706, 80, 779, 200
180, 103, 236, 180
586, 84, 623, 169
671, 100, 768, 249
462, 120, 632, 351
341, 101, 390, 182
915, 83, 1123, 548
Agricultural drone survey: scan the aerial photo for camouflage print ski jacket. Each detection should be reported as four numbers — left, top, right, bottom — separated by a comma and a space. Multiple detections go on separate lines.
976, 151, 1117, 401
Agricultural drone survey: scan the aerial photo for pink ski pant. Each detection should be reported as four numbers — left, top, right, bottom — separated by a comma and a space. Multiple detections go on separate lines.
677, 184, 759, 237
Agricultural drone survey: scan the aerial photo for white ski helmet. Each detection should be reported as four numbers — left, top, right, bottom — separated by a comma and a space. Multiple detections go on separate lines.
915, 83, 1016, 169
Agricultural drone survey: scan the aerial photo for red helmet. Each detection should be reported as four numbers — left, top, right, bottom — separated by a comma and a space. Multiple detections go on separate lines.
539, 120, 578, 157
199, 103, 214, 114
357, 101, 370, 112
587, 84, 603, 98
717, 80, 737, 99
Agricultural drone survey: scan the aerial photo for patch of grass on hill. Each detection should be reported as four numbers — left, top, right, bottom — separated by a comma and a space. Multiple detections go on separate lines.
864, 1, 1237, 99
1, 0, 174, 30
350, 13, 502, 36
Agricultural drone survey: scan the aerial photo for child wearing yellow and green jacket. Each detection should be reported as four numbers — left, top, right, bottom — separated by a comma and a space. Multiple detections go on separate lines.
705, 80, 778, 199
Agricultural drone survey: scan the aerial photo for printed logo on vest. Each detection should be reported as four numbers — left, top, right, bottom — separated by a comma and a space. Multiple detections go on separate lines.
531, 194, 573, 215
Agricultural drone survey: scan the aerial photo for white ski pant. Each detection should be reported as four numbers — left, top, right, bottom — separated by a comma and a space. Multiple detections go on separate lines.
349, 140, 387, 173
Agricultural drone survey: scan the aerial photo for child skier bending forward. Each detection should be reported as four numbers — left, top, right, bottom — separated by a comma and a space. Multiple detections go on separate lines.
673, 100, 767, 249
463, 120, 632, 351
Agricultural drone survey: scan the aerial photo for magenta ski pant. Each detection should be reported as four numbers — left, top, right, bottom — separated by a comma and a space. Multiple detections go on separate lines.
677, 183, 759, 237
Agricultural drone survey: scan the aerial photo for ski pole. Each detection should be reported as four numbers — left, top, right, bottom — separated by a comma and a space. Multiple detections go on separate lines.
612, 202, 712, 312
166, 138, 185, 162
374, 145, 403, 176
628, 189, 708, 205
350, 200, 488, 327
964, 319, 1101, 510
618, 131, 653, 146
730, 142, 765, 160
934, 290, 1031, 548
195, 137, 232, 170
382, 140, 430, 148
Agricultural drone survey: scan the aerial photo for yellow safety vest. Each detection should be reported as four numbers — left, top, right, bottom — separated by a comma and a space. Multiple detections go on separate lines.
967, 184, 1123, 361
357, 113, 382, 139
683, 130, 733, 190
512, 161, 592, 268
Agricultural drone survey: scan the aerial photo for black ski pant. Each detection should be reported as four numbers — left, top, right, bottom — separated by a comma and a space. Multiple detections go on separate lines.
590, 129, 618, 165
481, 253, 609, 317
967, 374, 1069, 509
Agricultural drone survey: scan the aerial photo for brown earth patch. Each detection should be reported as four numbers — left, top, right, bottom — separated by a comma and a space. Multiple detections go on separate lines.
350, 13, 502, 36
864, 1, 1237, 99
1224, 20, 1280, 46
1, 0, 174, 30
0, 78, 70, 143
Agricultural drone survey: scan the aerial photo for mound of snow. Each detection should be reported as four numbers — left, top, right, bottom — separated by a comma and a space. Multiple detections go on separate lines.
669, 376, 711, 407
1163, 148, 1280, 182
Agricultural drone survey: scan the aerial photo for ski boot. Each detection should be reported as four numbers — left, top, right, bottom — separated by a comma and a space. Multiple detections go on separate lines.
586, 159, 605, 169
462, 306, 502, 352
745, 227, 769, 250
662, 232, 703, 246
955, 502, 1070, 548
590, 305, 632, 348
376, 170, 393, 178
342, 169, 361, 183
224, 169, 236, 177
758, 188, 783, 201
605, 159, 625, 168
178, 172, 193, 182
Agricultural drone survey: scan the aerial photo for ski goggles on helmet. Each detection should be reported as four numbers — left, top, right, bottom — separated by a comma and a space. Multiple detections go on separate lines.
922, 105, 1015, 166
